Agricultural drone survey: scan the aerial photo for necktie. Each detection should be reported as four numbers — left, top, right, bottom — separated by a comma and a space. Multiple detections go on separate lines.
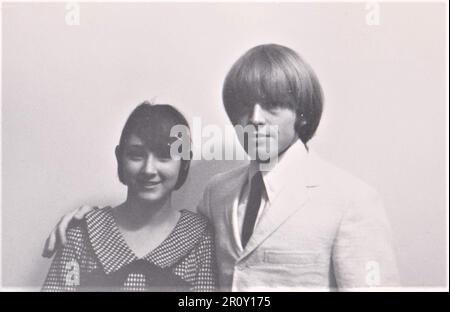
241, 171, 265, 248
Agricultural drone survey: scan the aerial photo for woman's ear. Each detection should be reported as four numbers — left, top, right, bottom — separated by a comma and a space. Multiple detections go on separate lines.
115, 145, 121, 161
115, 145, 125, 185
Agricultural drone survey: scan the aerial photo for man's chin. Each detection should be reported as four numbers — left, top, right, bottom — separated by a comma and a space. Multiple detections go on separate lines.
248, 149, 279, 162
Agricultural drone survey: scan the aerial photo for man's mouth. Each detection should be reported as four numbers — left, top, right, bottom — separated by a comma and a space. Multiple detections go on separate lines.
248, 132, 271, 139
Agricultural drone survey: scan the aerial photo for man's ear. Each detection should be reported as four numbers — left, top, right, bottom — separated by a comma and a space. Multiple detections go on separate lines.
297, 111, 308, 127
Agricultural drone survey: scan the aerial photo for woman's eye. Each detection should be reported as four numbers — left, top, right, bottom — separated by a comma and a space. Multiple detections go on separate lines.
152, 148, 173, 160
154, 152, 173, 162
126, 151, 145, 160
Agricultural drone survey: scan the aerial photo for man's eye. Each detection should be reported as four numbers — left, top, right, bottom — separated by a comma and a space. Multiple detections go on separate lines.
243, 104, 253, 112
157, 157, 173, 163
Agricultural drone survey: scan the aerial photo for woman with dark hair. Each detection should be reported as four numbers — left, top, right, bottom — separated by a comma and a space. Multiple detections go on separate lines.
42, 102, 216, 292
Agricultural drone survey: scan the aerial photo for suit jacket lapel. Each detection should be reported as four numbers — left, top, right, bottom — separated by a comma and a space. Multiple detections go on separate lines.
238, 177, 310, 260
238, 145, 317, 260
218, 166, 249, 257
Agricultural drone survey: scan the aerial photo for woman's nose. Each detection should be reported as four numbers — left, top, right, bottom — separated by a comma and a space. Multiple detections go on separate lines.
142, 155, 157, 175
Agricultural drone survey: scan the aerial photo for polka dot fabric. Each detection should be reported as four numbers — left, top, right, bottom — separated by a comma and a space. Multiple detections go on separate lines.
42, 208, 216, 292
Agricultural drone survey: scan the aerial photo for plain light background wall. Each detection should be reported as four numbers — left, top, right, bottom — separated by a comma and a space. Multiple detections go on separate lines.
1, 2, 447, 289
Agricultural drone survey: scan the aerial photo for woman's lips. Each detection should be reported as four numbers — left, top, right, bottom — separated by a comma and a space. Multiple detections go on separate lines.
138, 180, 161, 189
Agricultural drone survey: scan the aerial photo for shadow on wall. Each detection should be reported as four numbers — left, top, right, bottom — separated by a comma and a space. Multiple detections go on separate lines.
173, 159, 248, 212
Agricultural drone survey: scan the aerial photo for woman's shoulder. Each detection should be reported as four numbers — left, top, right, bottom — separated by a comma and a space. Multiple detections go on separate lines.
179, 209, 211, 227
175, 210, 215, 259
65, 207, 113, 250
84, 206, 113, 222
62, 221, 90, 255
178, 209, 214, 240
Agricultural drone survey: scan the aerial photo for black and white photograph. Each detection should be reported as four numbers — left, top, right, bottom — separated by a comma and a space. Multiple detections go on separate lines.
0, 1, 448, 293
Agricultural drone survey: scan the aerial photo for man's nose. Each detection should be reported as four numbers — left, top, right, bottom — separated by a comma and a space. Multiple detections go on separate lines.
250, 103, 265, 126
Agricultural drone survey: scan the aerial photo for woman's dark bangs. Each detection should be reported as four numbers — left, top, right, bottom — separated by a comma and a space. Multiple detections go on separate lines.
132, 115, 177, 158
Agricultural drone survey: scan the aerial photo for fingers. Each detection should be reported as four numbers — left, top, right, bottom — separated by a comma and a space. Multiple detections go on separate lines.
57, 209, 78, 247
42, 228, 57, 258
73, 205, 95, 220
42, 205, 103, 258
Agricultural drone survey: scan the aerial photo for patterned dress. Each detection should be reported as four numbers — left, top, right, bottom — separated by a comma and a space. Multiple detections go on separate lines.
42, 208, 216, 292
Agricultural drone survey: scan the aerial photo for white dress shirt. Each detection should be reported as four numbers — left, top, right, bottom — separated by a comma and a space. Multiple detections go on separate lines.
232, 140, 309, 252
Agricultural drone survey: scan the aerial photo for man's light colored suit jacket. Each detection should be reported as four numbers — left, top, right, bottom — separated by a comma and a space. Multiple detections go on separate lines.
197, 141, 399, 291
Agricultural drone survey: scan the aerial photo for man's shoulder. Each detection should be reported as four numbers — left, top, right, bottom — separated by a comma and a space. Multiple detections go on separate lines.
309, 152, 379, 200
